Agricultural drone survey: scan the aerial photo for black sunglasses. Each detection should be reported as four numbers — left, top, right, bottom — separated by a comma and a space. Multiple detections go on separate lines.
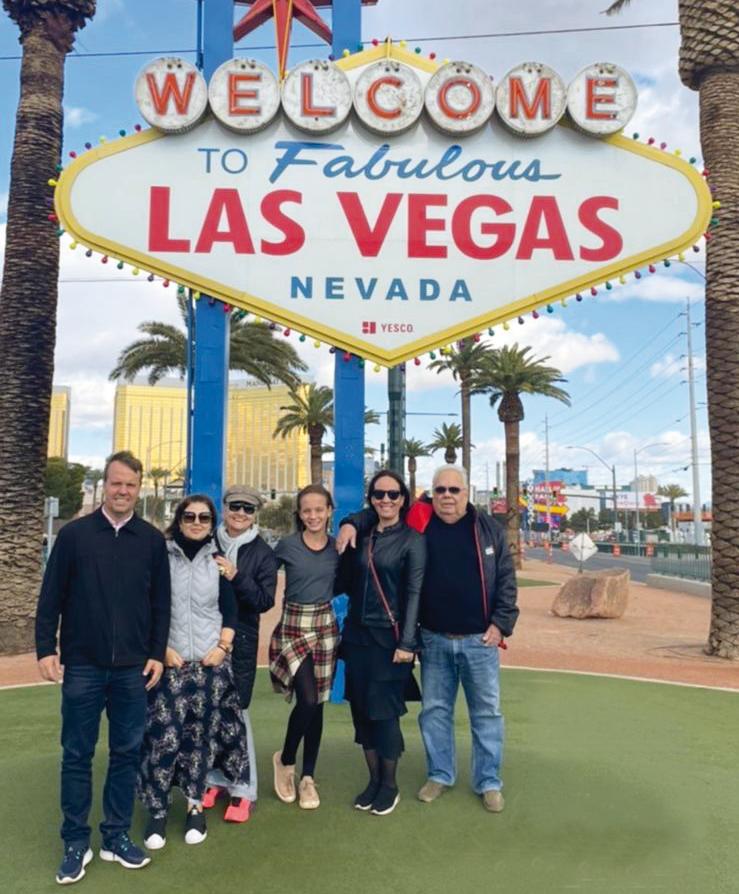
371, 488, 402, 501
182, 511, 213, 524
434, 486, 463, 495
228, 501, 257, 514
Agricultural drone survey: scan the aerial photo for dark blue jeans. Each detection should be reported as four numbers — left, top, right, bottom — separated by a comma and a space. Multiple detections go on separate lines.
60, 664, 147, 848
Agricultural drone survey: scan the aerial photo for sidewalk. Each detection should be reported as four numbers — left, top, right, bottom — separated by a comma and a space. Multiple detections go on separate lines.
3, 561, 736, 690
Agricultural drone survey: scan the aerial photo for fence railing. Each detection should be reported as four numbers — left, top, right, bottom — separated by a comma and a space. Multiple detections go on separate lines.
650, 544, 712, 582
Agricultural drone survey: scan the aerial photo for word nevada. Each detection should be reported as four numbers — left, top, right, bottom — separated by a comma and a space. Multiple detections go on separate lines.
136, 55, 637, 139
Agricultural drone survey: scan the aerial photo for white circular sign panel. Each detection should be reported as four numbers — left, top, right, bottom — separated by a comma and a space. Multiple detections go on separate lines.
208, 58, 280, 133
354, 61, 424, 135
567, 63, 637, 136
135, 57, 208, 133
424, 61, 495, 135
282, 60, 353, 134
496, 63, 567, 136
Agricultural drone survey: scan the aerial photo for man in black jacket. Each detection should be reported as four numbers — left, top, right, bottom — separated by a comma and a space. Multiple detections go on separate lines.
338, 464, 518, 813
36, 451, 170, 884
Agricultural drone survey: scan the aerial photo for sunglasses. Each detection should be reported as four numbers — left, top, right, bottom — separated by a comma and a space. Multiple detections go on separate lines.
182, 511, 213, 524
434, 486, 463, 495
228, 501, 257, 514
371, 488, 402, 501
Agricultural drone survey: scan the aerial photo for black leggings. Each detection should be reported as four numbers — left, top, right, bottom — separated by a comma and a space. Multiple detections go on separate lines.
349, 701, 404, 761
280, 654, 324, 778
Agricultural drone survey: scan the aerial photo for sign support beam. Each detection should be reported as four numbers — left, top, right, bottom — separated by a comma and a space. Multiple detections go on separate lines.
190, 0, 232, 503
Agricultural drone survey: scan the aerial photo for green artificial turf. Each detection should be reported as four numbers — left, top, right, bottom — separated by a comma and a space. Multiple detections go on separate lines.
517, 578, 558, 588
2, 670, 737, 894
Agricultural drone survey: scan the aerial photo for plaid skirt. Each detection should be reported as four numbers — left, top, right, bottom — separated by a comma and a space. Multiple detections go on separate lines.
269, 600, 340, 704
137, 662, 249, 818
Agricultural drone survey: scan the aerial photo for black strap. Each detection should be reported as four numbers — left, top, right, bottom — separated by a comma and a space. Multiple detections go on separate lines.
367, 532, 400, 643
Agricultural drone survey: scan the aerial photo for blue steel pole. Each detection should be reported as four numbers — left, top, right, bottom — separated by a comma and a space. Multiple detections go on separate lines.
190, 0, 232, 503
331, 0, 365, 703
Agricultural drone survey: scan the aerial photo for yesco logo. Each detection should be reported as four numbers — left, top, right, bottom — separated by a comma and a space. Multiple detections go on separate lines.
362, 321, 414, 335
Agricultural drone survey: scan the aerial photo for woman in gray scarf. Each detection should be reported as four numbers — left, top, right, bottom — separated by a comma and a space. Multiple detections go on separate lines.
201, 485, 278, 823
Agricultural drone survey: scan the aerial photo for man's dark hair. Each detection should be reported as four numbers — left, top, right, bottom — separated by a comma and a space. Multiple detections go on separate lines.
103, 450, 143, 481
366, 468, 411, 516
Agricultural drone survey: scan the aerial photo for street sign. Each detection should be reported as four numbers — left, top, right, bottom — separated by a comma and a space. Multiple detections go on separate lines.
54, 44, 711, 366
570, 532, 598, 563
44, 497, 60, 519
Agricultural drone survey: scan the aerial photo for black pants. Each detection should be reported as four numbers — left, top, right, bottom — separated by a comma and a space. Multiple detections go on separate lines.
60, 663, 146, 847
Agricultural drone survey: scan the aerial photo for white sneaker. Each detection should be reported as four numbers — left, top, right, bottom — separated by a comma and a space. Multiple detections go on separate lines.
184, 807, 207, 845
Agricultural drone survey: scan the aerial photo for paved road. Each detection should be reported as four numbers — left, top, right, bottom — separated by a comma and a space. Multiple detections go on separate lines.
524, 546, 653, 584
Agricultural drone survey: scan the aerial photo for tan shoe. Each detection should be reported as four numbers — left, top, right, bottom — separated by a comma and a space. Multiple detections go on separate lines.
298, 776, 320, 810
417, 780, 449, 803
482, 789, 505, 813
273, 751, 296, 803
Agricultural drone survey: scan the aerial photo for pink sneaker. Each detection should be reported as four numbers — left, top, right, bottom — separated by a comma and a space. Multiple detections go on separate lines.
202, 786, 222, 809
224, 797, 252, 823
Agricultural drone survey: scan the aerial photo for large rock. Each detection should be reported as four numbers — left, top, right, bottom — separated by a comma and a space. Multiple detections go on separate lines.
551, 568, 630, 619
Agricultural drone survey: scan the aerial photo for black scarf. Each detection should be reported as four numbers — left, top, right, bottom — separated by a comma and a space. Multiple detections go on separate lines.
172, 527, 213, 561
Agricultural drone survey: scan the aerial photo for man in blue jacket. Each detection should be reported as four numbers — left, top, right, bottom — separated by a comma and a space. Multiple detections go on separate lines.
36, 451, 171, 885
338, 464, 518, 813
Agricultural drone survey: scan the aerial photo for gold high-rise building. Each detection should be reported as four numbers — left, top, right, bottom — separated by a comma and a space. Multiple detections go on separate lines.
48, 386, 71, 459
112, 379, 309, 493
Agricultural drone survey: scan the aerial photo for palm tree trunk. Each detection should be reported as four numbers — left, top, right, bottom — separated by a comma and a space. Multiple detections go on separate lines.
0, 16, 73, 653
445, 447, 456, 464
408, 457, 417, 500
461, 377, 471, 479
309, 437, 323, 484
698, 70, 739, 659
504, 420, 522, 570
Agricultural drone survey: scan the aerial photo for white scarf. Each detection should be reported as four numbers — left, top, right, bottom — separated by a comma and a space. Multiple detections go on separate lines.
217, 522, 259, 563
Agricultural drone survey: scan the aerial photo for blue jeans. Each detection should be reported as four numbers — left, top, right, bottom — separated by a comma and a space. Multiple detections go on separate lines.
418, 629, 504, 793
60, 664, 147, 847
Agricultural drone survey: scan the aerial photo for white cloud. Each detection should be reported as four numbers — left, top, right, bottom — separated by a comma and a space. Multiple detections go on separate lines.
610, 270, 704, 304
64, 106, 98, 128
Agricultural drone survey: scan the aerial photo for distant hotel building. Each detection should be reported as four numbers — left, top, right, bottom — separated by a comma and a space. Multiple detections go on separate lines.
112, 379, 309, 493
48, 386, 71, 459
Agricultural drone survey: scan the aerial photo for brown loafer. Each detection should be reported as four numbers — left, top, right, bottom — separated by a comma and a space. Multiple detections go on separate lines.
417, 780, 449, 803
482, 789, 504, 813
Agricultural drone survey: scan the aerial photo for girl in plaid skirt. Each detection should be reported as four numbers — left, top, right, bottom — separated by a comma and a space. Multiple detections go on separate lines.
269, 485, 340, 810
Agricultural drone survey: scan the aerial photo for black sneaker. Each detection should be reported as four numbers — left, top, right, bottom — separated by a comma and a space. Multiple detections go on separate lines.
184, 806, 207, 845
56, 845, 93, 885
354, 780, 381, 811
99, 832, 151, 869
144, 815, 167, 850
370, 785, 400, 816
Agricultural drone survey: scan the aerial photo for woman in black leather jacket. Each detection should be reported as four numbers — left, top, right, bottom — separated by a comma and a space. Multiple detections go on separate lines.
339, 469, 426, 816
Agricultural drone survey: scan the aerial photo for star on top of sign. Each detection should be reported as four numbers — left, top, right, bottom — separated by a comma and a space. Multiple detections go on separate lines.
233, 0, 378, 78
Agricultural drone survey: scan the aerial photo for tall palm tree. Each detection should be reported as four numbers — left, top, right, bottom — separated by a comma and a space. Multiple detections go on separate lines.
0, 0, 96, 653
149, 467, 169, 501
274, 384, 379, 484
428, 422, 464, 465
472, 345, 570, 568
606, 1, 739, 658
657, 483, 689, 535
403, 438, 431, 499
110, 292, 306, 389
428, 341, 490, 479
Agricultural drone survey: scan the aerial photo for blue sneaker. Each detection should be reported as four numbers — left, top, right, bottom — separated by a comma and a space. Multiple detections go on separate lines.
56, 845, 93, 885
99, 833, 151, 870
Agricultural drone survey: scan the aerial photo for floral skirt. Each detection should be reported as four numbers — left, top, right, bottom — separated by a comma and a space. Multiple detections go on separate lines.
137, 662, 249, 818
269, 601, 340, 704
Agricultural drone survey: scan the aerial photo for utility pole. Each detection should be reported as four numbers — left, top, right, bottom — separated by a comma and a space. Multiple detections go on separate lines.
633, 450, 640, 539
686, 299, 704, 544
544, 415, 552, 536
387, 366, 406, 474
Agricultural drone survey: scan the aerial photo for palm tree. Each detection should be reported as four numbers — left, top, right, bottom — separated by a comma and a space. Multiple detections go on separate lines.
428, 341, 490, 479
404, 438, 431, 499
428, 422, 464, 465
109, 292, 306, 389
606, 0, 739, 659
274, 384, 379, 484
0, 1, 96, 652
149, 467, 169, 501
657, 483, 688, 535
85, 467, 103, 510
472, 345, 570, 568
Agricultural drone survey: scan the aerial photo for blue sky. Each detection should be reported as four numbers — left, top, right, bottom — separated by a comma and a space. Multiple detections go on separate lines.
0, 0, 710, 501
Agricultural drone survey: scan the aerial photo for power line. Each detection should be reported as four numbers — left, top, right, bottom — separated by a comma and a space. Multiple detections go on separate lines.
0, 21, 680, 62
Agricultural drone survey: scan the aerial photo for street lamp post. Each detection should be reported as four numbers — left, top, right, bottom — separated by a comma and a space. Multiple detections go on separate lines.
567, 446, 618, 533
